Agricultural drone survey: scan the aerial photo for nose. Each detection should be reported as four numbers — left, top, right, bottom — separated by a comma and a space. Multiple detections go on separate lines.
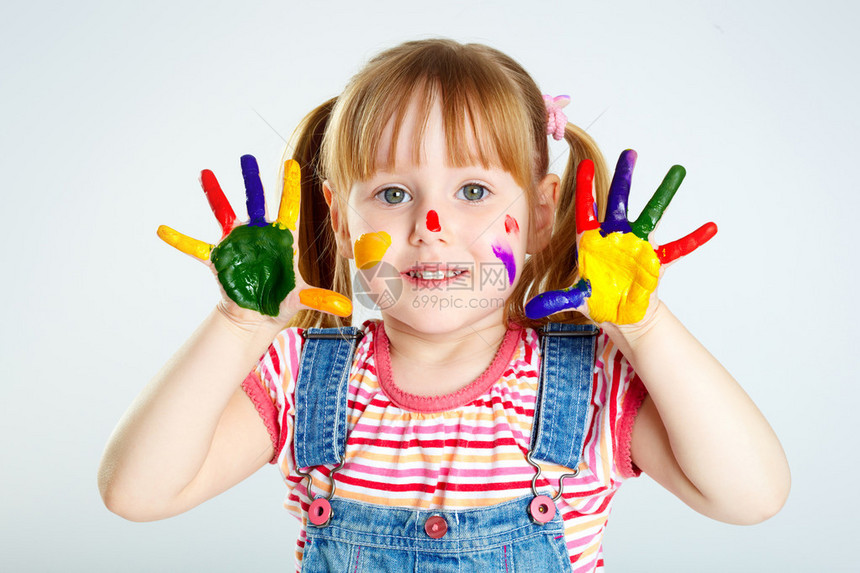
409, 207, 450, 246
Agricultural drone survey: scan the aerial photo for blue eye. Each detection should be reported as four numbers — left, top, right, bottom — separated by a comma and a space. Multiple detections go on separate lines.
377, 187, 412, 204
457, 184, 489, 201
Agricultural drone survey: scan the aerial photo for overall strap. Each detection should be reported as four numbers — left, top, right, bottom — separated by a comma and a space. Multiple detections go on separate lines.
293, 326, 364, 470
529, 322, 599, 469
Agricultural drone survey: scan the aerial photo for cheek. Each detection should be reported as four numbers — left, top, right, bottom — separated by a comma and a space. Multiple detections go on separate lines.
504, 214, 520, 234
353, 232, 392, 269
490, 236, 517, 286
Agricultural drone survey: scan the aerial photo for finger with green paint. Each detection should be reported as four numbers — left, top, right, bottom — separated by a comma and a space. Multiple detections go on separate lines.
157, 156, 352, 320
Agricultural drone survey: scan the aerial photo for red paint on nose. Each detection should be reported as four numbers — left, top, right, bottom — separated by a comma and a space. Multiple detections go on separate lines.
426, 210, 441, 232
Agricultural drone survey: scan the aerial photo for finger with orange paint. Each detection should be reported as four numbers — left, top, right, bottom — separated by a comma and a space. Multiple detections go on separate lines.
299, 288, 353, 317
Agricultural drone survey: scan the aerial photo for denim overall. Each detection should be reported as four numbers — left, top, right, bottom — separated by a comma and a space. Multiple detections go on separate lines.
294, 322, 598, 573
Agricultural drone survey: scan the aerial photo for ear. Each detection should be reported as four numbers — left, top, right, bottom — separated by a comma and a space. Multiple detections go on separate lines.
323, 181, 354, 260
527, 173, 560, 254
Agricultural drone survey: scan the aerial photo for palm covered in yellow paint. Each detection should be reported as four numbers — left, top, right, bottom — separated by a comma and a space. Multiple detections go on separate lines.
525, 150, 717, 325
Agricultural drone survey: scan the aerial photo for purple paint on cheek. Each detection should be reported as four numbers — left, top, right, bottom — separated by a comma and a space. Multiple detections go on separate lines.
491, 238, 516, 285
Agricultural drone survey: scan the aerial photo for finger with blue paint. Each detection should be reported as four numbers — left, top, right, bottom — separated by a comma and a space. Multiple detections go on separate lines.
241, 155, 268, 227
600, 149, 635, 235
524, 279, 591, 319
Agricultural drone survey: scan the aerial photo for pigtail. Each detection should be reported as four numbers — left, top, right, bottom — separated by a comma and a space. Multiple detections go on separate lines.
506, 121, 610, 329
285, 97, 353, 329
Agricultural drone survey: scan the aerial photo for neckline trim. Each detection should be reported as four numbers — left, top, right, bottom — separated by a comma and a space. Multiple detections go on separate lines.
373, 322, 522, 413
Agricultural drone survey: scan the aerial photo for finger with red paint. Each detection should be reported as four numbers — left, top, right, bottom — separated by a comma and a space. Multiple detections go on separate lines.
655, 222, 718, 265
200, 169, 237, 239
574, 159, 599, 233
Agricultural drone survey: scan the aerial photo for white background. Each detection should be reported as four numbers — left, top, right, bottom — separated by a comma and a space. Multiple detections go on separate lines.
2, 1, 857, 570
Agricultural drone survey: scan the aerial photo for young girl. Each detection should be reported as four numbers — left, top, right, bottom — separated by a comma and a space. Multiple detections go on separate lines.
99, 39, 790, 572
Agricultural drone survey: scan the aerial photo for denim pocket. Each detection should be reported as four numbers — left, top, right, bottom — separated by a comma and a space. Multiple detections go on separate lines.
300, 537, 358, 573
503, 530, 572, 572
302, 538, 414, 572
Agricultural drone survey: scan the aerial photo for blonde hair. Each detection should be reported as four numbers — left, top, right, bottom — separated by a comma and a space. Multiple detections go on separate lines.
286, 39, 609, 330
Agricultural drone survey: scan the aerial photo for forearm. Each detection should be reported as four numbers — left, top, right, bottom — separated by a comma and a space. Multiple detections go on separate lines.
98, 305, 284, 516
603, 302, 790, 522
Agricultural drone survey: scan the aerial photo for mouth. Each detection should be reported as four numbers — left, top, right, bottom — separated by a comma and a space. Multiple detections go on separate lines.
401, 264, 469, 286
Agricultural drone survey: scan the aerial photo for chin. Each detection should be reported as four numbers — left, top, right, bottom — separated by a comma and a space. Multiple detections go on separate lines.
381, 296, 507, 335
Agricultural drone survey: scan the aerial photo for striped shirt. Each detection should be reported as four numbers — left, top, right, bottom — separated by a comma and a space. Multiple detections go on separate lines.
243, 320, 646, 572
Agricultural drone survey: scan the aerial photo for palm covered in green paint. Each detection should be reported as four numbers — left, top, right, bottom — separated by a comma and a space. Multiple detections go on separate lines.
157, 155, 351, 322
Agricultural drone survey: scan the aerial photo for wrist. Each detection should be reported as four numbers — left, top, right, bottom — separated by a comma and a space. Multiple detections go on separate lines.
214, 300, 288, 340
601, 299, 670, 353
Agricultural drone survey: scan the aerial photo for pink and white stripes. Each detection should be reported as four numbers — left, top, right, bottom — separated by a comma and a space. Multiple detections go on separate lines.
246, 320, 646, 572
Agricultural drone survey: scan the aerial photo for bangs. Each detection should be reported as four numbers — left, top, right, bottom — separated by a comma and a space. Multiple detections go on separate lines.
322, 41, 540, 195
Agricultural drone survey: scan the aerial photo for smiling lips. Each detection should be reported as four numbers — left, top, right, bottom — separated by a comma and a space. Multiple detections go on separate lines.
401, 264, 468, 286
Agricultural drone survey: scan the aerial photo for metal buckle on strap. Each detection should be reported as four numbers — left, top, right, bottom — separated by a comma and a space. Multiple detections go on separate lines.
301, 330, 364, 340
537, 327, 597, 337
297, 460, 346, 527
526, 450, 580, 502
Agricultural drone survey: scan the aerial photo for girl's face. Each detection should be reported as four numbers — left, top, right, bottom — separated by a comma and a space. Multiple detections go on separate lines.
328, 101, 556, 336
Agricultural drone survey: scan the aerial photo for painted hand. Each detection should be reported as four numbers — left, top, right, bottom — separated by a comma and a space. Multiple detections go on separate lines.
157, 155, 352, 318
525, 150, 717, 325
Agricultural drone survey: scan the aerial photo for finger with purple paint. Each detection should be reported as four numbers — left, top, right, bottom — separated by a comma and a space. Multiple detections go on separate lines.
240, 154, 268, 227
524, 280, 591, 319
600, 149, 636, 235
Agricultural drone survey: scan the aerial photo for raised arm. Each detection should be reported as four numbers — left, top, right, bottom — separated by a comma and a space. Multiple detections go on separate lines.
98, 157, 350, 521
526, 150, 790, 524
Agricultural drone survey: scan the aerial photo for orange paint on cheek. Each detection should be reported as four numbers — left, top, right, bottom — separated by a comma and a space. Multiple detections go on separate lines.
353, 232, 392, 269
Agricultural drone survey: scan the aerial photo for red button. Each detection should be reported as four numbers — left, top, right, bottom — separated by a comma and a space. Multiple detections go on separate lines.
529, 495, 556, 524
424, 515, 448, 538
308, 498, 332, 526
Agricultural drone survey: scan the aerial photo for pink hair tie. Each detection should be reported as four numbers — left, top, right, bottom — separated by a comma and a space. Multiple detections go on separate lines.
543, 94, 570, 141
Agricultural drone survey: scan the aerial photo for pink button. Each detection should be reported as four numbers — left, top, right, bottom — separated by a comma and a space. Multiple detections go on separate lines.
308, 498, 332, 526
529, 495, 556, 524
424, 515, 448, 538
